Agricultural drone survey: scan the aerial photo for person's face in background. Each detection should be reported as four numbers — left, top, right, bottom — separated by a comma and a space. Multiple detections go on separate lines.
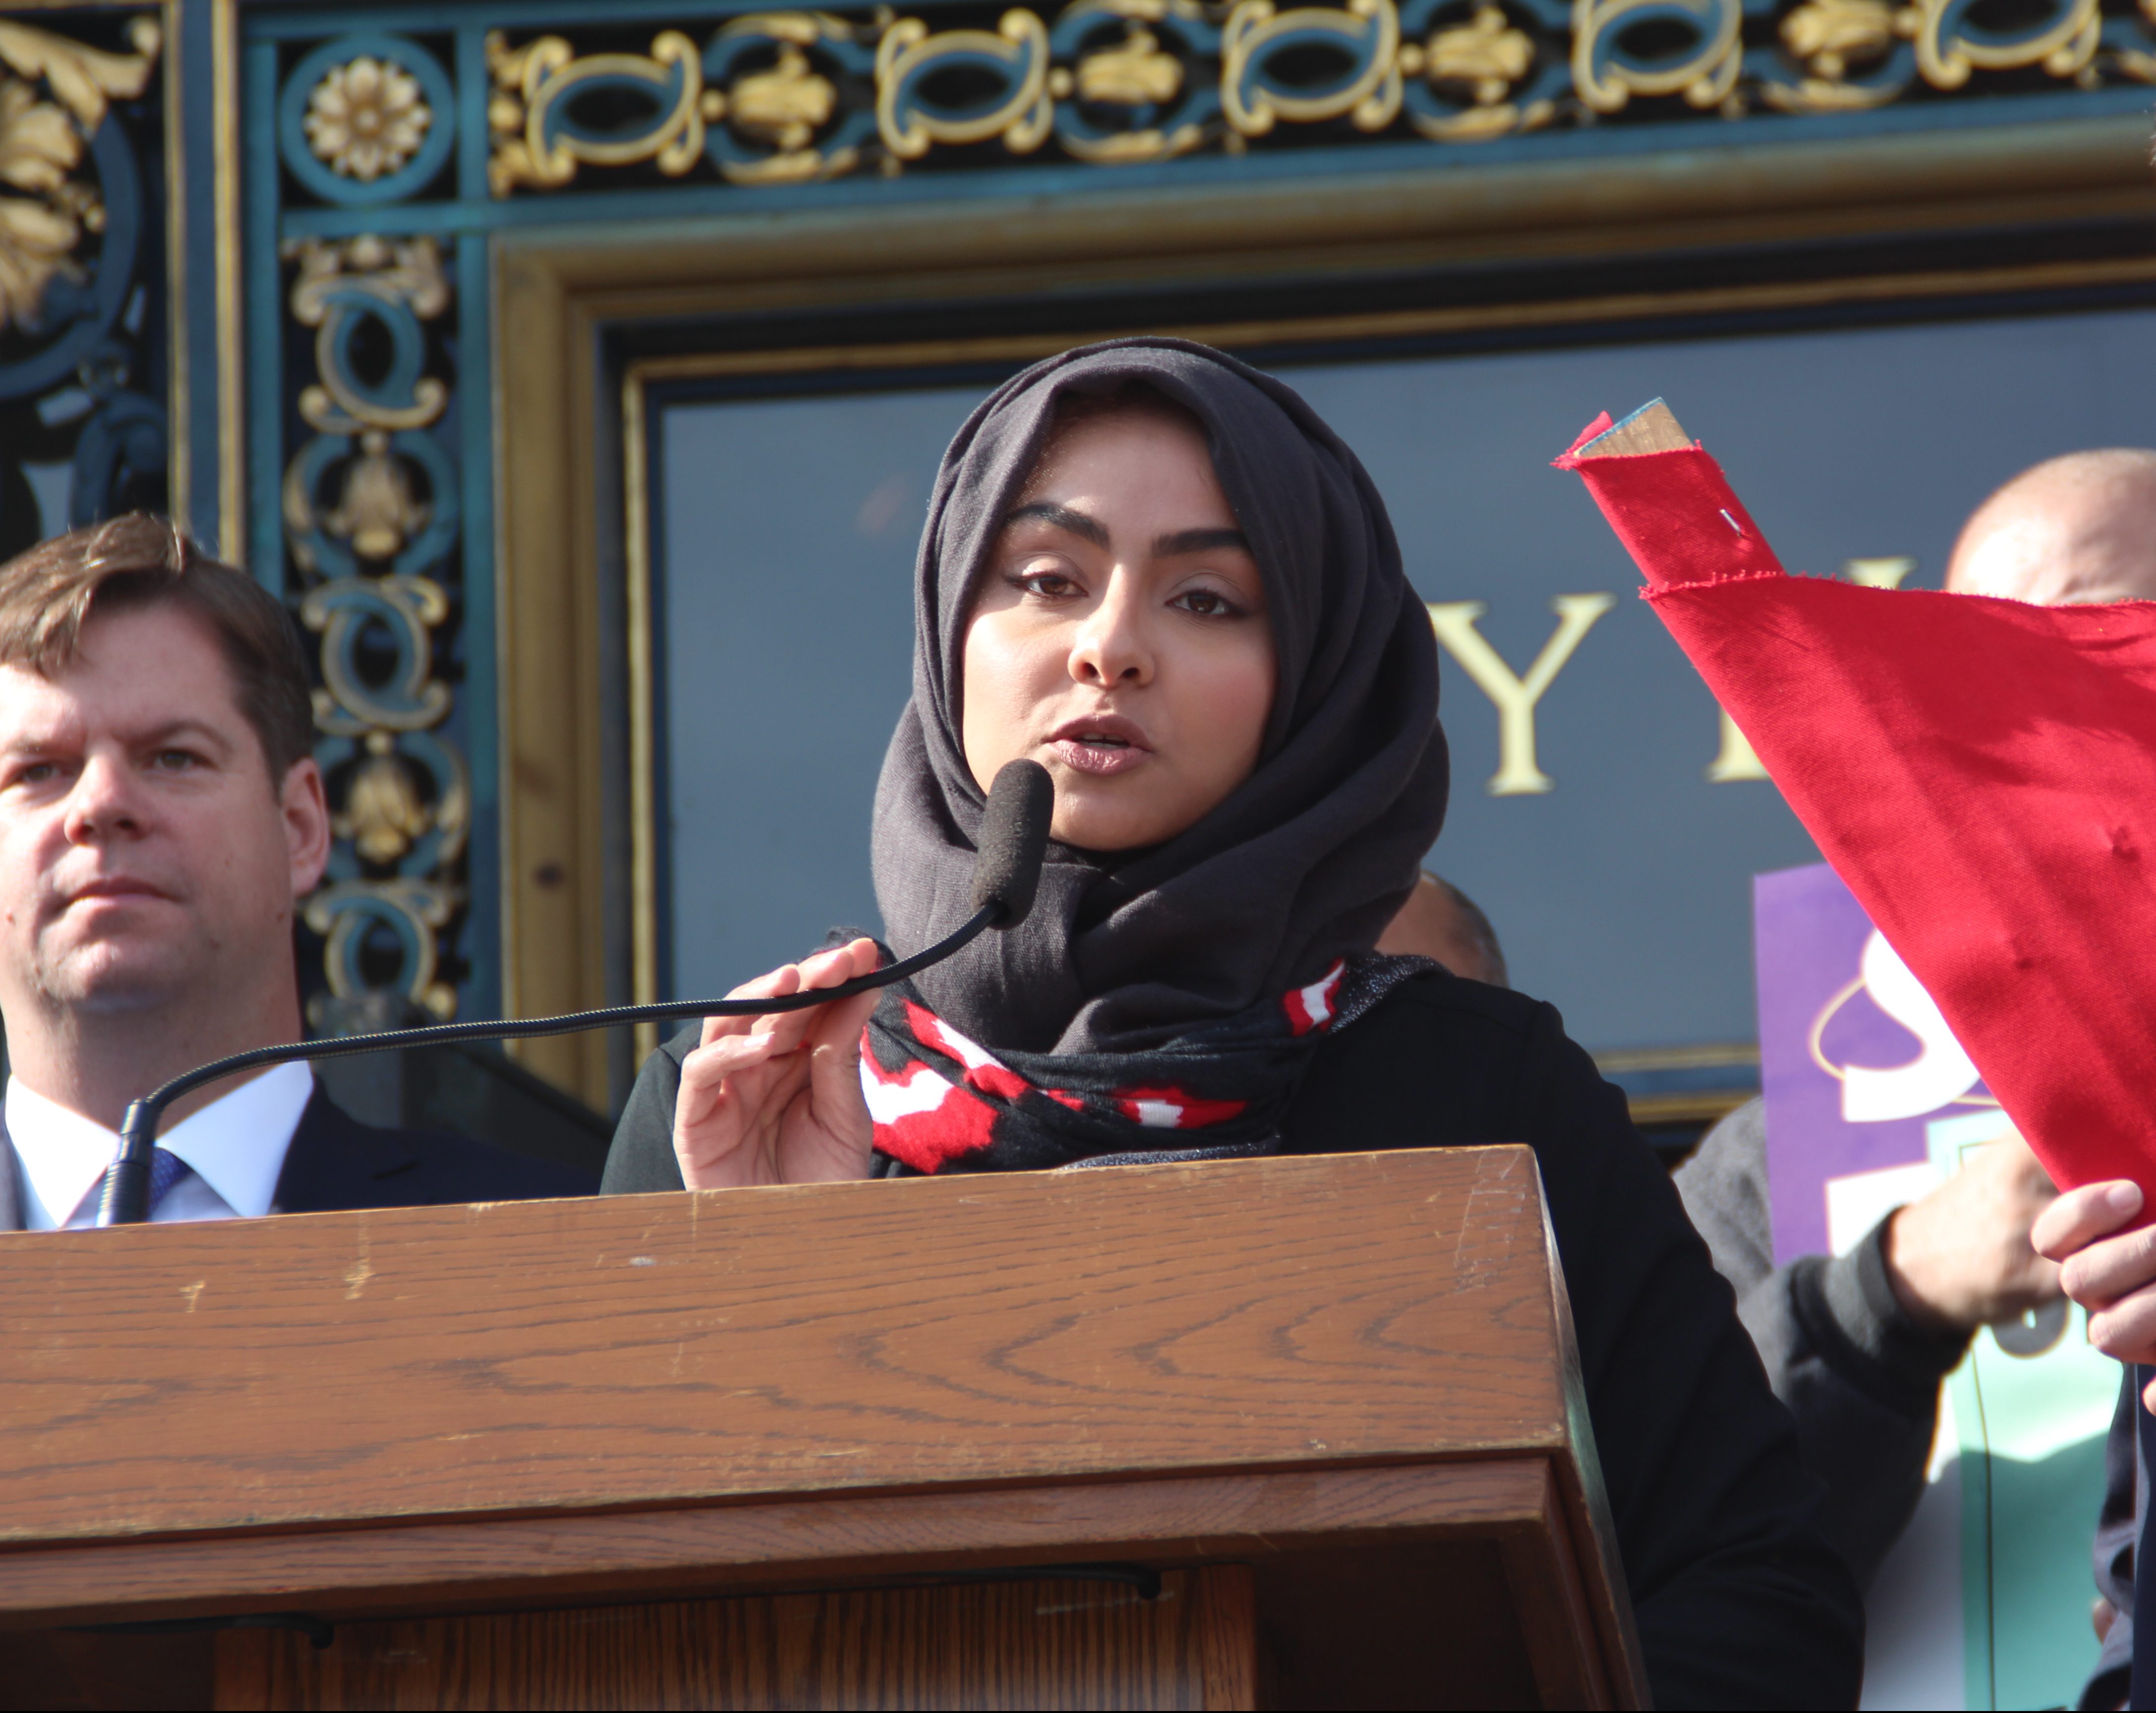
0, 605, 328, 1020
961, 403, 1277, 852
1377, 874, 1508, 985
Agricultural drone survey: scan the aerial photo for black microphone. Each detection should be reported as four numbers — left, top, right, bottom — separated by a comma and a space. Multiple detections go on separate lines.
970, 754, 1053, 926
96, 759, 1055, 1227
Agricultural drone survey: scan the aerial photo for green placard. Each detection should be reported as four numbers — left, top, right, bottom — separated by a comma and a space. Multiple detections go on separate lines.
1929, 1112, 2116, 1711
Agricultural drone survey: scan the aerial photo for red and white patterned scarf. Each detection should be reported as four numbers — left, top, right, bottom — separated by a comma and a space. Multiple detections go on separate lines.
860, 954, 1434, 1175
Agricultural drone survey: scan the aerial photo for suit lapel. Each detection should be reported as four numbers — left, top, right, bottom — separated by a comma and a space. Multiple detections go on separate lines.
0, 1129, 20, 1232
274, 1088, 420, 1214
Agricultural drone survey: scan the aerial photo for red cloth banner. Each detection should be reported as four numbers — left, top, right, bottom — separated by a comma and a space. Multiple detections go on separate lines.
1562, 428, 2156, 1194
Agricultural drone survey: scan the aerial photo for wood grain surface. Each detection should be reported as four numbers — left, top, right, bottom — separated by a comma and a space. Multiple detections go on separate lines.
0, 1146, 1563, 1548
211, 1568, 1257, 1712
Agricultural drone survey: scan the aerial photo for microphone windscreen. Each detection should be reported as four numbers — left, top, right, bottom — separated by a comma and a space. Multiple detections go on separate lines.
972, 759, 1054, 928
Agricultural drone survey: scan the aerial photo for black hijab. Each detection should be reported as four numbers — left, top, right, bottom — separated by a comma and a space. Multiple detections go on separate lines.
873, 336, 1447, 1058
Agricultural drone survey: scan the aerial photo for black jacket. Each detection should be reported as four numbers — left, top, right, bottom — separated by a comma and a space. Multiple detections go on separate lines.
2084, 1369, 2138, 1710
603, 968, 1864, 1709
1673, 1098, 1972, 1589
275, 1086, 594, 1212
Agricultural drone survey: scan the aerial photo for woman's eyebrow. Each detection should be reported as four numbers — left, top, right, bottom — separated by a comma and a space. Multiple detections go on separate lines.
1154, 526, 1251, 557
1003, 502, 1109, 547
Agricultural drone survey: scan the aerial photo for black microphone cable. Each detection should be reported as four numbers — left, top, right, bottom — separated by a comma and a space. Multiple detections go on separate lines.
96, 759, 1054, 1227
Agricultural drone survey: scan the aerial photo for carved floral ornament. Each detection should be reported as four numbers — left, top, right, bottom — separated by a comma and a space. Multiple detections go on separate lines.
447, 0, 2156, 190
0, 17, 157, 333
303, 54, 433, 182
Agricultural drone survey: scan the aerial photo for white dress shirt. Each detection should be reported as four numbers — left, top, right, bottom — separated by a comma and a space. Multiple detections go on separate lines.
6, 1061, 316, 1230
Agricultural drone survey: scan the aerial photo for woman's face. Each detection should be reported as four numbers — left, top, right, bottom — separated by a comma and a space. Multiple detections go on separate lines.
961, 405, 1276, 852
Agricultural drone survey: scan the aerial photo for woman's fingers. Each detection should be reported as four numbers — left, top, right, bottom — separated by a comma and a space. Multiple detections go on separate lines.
688, 1029, 785, 1080
787, 961, 881, 1182
696, 940, 873, 1050
674, 939, 884, 1191
675, 1030, 812, 1188
675, 1032, 773, 1159
762, 937, 877, 1010
2032, 1180, 2144, 1263
686, 945, 866, 1091
808, 984, 882, 1089
737, 940, 878, 1051
701, 962, 804, 1048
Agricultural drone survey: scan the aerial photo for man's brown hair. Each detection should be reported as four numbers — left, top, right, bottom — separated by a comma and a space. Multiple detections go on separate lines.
0, 514, 316, 780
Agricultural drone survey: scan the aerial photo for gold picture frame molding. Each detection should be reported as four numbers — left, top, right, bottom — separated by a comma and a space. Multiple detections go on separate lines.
496, 111, 2154, 1106
109, 0, 244, 558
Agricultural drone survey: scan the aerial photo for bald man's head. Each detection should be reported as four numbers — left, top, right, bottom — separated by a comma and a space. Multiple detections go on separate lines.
1946, 449, 2156, 605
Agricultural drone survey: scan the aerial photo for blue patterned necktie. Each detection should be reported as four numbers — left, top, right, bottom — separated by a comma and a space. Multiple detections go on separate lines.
98, 1147, 191, 1220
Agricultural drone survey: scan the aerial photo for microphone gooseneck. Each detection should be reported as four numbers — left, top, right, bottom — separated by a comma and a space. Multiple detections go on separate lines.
97, 759, 1057, 1227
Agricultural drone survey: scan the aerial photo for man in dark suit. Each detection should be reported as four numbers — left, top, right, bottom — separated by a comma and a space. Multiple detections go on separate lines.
0, 515, 588, 1230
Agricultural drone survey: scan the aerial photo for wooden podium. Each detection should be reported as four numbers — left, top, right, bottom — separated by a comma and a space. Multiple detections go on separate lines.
0, 1145, 1645, 1710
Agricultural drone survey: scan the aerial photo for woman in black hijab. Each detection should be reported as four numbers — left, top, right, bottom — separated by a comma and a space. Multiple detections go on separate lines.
603, 338, 1862, 1707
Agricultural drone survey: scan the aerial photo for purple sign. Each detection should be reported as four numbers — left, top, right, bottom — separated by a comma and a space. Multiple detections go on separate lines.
1756, 864, 1992, 1265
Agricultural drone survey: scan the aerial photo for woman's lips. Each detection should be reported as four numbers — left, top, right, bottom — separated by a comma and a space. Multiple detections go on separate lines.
1047, 714, 1153, 778
1051, 738, 1150, 777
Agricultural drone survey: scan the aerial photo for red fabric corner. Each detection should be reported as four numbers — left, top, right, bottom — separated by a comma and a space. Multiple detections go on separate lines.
1555, 412, 1615, 464
1566, 445, 1786, 589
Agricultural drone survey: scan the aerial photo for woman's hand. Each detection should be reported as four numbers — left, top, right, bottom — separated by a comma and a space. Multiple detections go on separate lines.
2032, 1178, 2156, 1404
672, 938, 880, 1190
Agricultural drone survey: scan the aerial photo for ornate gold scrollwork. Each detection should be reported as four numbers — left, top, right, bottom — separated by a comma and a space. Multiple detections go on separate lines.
486, 28, 707, 194
2117, 0, 2156, 80
356, 0, 2156, 204
2116, 0, 2156, 78
721, 42, 836, 151
302, 55, 433, 182
1906, 0, 2098, 87
283, 230, 468, 1026
704, 13, 877, 185
299, 573, 452, 734
1758, 0, 1907, 108
1411, 5, 1533, 103
877, 9, 1054, 157
1399, 3, 1553, 138
0, 16, 158, 136
0, 15, 158, 334
1780, 0, 1896, 79
305, 876, 459, 1022
317, 429, 429, 563
1222, 0, 1402, 136
1046, 0, 1216, 165
1068, 21, 1186, 103
335, 735, 435, 867
286, 234, 449, 434
1572, 0, 1742, 113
